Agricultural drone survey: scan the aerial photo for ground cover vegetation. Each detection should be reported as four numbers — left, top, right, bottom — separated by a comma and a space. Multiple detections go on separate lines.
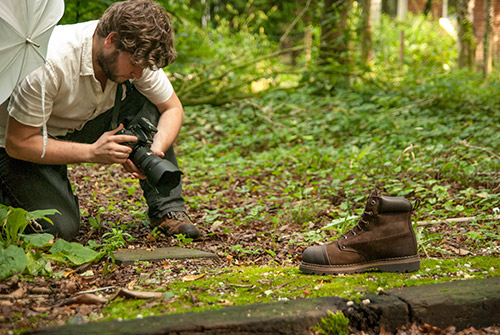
1, 1, 499, 334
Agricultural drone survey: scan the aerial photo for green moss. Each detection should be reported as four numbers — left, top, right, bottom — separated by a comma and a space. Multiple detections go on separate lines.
313, 310, 350, 335
101, 256, 500, 322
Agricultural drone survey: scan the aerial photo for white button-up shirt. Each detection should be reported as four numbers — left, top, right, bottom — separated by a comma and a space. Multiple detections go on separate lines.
0, 20, 174, 147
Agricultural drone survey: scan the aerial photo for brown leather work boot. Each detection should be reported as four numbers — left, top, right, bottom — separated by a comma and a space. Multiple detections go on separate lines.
150, 211, 201, 240
299, 190, 420, 274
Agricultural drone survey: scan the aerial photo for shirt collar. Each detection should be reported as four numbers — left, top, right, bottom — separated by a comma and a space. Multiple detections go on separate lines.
80, 30, 94, 76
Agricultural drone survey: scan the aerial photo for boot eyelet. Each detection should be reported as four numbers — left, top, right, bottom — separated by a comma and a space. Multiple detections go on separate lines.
341, 245, 346, 250
370, 200, 376, 206
342, 236, 347, 239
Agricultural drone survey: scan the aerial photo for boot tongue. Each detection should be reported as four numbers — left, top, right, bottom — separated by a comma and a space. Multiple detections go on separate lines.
365, 189, 380, 212
369, 189, 380, 197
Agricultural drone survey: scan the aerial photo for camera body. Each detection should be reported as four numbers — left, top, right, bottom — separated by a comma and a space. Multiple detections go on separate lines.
117, 117, 181, 196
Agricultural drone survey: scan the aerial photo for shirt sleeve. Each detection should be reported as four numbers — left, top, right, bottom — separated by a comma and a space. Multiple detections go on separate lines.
8, 60, 59, 128
133, 68, 174, 105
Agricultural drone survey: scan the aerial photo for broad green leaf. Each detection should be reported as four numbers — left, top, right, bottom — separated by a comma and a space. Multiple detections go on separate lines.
21, 233, 55, 248
26, 209, 60, 227
26, 250, 53, 276
0, 245, 27, 278
49, 239, 102, 265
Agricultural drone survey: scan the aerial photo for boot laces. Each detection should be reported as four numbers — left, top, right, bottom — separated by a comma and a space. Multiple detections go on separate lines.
341, 210, 374, 240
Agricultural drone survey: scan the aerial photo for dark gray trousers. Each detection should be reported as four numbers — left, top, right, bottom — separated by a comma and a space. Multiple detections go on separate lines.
0, 96, 185, 240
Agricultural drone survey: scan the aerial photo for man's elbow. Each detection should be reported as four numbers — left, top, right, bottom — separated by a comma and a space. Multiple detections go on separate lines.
4, 137, 24, 160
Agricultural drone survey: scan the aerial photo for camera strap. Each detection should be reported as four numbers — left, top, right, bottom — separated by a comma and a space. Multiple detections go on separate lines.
110, 82, 124, 129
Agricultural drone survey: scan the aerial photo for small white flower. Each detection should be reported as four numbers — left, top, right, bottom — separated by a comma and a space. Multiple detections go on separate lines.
346, 301, 354, 307
137, 314, 143, 319
362, 299, 371, 305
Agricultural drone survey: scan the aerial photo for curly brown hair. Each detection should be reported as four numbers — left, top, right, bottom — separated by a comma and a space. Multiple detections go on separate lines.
96, 0, 177, 69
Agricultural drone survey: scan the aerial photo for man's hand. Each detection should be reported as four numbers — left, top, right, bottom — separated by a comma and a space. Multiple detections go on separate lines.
90, 124, 138, 164
122, 150, 165, 180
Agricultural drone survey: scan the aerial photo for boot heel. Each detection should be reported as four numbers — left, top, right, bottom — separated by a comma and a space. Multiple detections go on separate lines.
378, 258, 420, 273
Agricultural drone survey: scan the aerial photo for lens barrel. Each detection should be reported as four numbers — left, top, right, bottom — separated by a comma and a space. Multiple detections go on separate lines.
132, 146, 181, 196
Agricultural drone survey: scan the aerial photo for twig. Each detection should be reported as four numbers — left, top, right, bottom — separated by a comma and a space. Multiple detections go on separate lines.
279, 0, 311, 46
77, 286, 116, 295
461, 140, 500, 163
180, 45, 305, 95
417, 215, 500, 227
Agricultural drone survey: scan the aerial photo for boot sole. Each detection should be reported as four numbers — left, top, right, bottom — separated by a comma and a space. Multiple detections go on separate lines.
299, 255, 420, 275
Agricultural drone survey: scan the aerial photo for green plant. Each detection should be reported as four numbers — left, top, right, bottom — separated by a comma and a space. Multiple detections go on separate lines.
174, 233, 194, 245
414, 226, 451, 257
0, 204, 58, 247
102, 224, 135, 251
0, 205, 103, 278
312, 310, 350, 335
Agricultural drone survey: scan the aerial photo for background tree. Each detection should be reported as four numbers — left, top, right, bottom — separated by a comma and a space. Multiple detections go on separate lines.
457, 0, 476, 69
483, 0, 493, 77
359, 0, 373, 64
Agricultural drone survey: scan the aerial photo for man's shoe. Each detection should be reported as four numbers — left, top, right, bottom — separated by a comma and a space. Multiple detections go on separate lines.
299, 189, 420, 275
151, 211, 201, 240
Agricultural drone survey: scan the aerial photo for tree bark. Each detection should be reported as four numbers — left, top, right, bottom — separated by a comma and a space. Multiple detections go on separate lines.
371, 0, 382, 27
397, 0, 408, 20
483, 0, 493, 77
359, 0, 373, 64
457, 0, 476, 69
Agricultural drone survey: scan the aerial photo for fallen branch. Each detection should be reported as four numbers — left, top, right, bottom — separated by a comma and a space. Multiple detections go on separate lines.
417, 215, 500, 226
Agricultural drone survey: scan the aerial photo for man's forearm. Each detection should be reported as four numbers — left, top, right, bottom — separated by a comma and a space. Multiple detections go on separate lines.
5, 117, 137, 165
151, 107, 184, 154
6, 134, 95, 164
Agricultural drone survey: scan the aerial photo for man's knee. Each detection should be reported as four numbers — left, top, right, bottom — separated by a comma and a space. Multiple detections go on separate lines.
28, 198, 81, 241
50, 202, 81, 240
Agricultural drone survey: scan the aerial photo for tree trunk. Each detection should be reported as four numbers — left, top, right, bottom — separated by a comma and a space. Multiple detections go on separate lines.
483, 0, 493, 77
457, 0, 476, 69
359, 0, 373, 64
305, 25, 313, 69
371, 0, 382, 27
442, 0, 449, 17
318, 0, 352, 67
397, 0, 408, 20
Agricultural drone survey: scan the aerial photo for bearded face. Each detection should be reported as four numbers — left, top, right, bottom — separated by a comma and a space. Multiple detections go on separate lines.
96, 48, 122, 83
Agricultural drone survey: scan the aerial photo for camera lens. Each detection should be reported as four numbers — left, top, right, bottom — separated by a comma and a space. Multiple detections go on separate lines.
132, 146, 181, 196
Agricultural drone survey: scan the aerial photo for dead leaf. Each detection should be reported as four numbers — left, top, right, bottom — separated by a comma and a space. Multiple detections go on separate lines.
181, 273, 206, 282
218, 299, 234, 306
9, 287, 26, 299
80, 270, 94, 277
126, 279, 137, 290
256, 279, 272, 285
446, 244, 471, 255
31, 287, 52, 295
112, 288, 163, 300
57, 293, 107, 306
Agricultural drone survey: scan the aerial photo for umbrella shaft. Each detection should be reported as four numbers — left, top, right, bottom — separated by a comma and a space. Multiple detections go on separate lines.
26, 38, 40, 48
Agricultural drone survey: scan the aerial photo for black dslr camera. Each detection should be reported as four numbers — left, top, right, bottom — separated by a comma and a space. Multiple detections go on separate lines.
117, 117, 181, 196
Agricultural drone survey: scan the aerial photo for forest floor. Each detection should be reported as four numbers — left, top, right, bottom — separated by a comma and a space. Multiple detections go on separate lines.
1, 163, 499, 334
